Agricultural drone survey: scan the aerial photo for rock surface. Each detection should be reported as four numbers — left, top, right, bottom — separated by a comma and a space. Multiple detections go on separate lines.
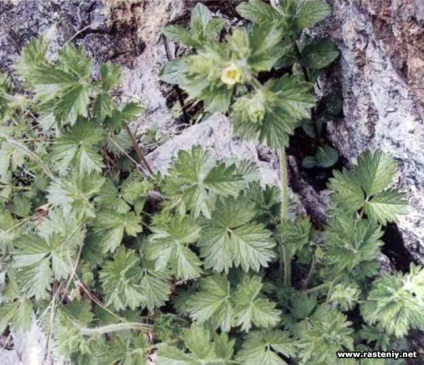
324, 0, 424, 264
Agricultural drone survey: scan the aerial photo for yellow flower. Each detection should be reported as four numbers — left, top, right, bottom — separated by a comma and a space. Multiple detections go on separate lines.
221, 64, 242, 86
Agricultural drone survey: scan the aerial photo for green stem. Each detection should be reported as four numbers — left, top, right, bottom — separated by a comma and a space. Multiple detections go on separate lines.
279, 149, 289, 221
281, 245, 292, 287
303, 282, 332, 295
279, 149, 291, 286
250, 77, 263, 90
79, 322, 152, 336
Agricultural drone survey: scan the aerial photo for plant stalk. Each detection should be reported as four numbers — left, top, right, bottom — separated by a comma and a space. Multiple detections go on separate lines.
279, 149, 289, 221
123, 122, 154, 175
279, 149, 291, 286
303, 282, 331, 294
79, 322, 152, 336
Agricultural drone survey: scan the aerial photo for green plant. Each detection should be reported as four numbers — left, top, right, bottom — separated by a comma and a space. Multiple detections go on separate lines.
0, 2, 420, 365
162, 0, 341, 175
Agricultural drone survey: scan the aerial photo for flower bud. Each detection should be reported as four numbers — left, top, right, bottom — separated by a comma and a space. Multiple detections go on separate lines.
246, 94, 266, 123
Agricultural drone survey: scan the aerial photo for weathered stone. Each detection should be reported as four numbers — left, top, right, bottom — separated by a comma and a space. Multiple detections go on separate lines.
323, 0, 424, 264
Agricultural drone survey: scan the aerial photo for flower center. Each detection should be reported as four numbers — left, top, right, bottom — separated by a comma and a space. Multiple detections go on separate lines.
221, 65, 242, 86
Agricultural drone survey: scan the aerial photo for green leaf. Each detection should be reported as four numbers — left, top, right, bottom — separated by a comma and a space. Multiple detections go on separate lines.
0, 208, 18, 245
301, 38, 340, 69
302, 156, 318, 168
9, 195, 32, 217
236, 0, 280, 25
121, 172, 151, 205
364, 189, 409, 225
204, 163, 245, 196
17, 257, 53, 301
0, 299, 33, 334
159, 58, 190, 85
120, 172, 152, 213
361, 266, 424, 338
93, 210, 142, 253
62, 300, 94, 327
328, 283, 360, 311
297, 304, 354, 364
233, 76, 313, 149
96, 333, 149, 365
233, 276, 281, 331
139, 258, 172, 311
289, 292, 317, 320
359, 325, 392, 351
59, 43, 92, 79
355, 150, 398, 196
157, 325, 234, 365
47, 172, 105, 219
328, 169, 365, 212
295, 0, 332, 30
53, 83, 91, 126
52, 120, 105, 175
93, 92, 115, 122
164, 3, 224, 49
236, 331, 296, 365
163, 25, 196, 47
199, 194, 276, 273
324, 216, 383, 278
161, 43, 234, 113
316, 144, 339, 168
206, 18, 226, 39
146, 213, 202, 280
12, 232, 81, 299
103, 102, 144, 132
185, 274, 279, 333
99, 247, 145, 311
185, 275, 234, 332
163, 146, 244, 218
15, 36, 48, 79
37, 208, 85, 246
0, 142, 26, 183
227, 26, 284, 73
279, 217, 312, 257
99, 62, 122, 91
190, 3, 212, 35
120, 102, 145, 123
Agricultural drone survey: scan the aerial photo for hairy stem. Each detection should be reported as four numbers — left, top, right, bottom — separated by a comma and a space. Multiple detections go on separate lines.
79, 322, 152, 336
279, 149, 291, 286
280, 149, 289, 221
303, 282, 332, 294
123, 122, 154, 175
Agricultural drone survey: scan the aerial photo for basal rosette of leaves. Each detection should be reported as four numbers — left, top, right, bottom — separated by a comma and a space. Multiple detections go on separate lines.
0, 2, 421, 365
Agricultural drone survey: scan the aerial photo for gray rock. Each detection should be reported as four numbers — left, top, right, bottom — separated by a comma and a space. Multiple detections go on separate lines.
323, 0, 424, 264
